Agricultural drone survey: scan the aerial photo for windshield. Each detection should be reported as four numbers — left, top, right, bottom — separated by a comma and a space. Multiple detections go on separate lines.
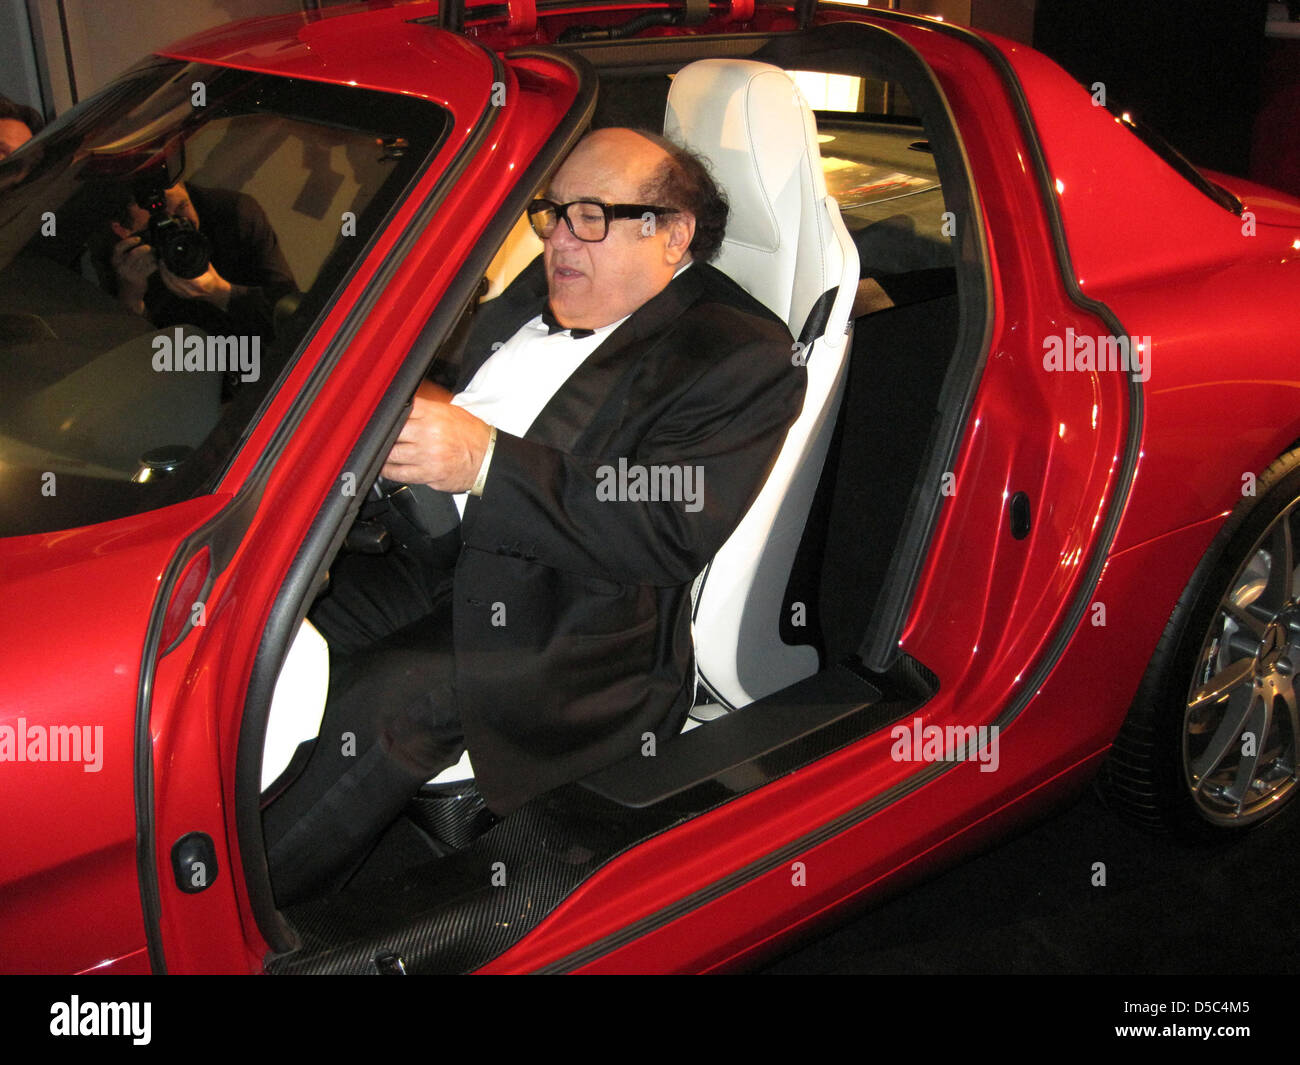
0, 59, 448, 537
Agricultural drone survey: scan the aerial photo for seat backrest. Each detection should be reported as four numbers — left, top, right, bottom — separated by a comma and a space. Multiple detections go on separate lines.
666, 59, 860, 709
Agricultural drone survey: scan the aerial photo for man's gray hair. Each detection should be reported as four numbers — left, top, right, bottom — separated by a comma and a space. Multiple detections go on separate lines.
630, 130, 729, 263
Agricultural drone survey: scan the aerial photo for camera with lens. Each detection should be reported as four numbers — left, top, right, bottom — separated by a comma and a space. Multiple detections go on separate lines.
131, 178, 211, 280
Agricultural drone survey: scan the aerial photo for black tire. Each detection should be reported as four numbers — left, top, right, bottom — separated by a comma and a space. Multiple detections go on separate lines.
1098, 447, 1300, 837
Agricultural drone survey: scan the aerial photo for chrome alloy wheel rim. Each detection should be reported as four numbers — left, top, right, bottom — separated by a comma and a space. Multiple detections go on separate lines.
1184, 498, 1300, 824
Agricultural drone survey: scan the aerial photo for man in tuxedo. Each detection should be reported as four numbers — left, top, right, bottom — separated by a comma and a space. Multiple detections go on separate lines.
264, 128, 805, 904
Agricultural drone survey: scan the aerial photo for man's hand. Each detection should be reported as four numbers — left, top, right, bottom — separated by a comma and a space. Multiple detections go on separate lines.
158, 262, 235, 310
108, 224, 157, 314
382, 390, 491, 492
109, 220, 236, 313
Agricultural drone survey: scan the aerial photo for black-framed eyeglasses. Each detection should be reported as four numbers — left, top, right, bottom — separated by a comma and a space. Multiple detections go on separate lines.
527, 198, 679, 242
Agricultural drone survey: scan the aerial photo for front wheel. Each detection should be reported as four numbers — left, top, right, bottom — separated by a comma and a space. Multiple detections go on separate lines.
1100, 448, 1300, 835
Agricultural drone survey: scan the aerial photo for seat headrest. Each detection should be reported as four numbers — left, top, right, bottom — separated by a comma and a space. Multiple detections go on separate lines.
665, 59, 833, 333
665, 60, 830, 254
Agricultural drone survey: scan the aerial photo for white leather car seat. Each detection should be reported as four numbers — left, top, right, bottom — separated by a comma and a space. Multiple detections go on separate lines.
665, 59, 860, 709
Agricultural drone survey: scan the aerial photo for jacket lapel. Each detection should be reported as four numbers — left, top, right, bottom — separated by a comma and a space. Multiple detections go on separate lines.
458, 263, 715, 529
522, 264, 708, 454
457, 259, 708, 458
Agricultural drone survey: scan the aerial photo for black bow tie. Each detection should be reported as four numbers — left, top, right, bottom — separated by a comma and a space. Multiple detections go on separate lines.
540, 301, 595, 339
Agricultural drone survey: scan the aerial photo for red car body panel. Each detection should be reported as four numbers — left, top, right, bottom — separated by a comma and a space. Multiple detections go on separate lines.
0, 496, 227, 974
987, 35, 1300, 559
2, 1, 1297, 973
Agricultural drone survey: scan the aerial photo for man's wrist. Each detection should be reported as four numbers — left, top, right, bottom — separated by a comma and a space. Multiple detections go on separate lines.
470, 425, 497, 496
209, 278, 238, 311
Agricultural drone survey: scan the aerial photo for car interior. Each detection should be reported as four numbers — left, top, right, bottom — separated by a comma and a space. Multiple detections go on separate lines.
253, 20, 985, 974
262, 55, 961, 763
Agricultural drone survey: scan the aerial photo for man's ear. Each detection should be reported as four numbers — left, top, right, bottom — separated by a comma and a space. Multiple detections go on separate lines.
664, 211, 695, 265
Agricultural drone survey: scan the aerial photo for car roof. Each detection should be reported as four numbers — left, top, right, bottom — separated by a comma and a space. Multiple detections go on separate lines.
157, 1, 497, 105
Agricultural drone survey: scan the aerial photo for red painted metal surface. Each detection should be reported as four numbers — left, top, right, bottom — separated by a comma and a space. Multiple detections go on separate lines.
990, 35, 1300, 557
0, 496, 227, 974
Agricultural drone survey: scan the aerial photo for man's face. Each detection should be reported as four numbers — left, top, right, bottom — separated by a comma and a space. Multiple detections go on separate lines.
0, 119, 32, 162
123, 183, 200, 234
544, 129, 695, 331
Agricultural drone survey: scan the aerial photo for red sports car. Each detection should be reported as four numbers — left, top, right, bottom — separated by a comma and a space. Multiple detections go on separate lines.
2, 0, 1298, 975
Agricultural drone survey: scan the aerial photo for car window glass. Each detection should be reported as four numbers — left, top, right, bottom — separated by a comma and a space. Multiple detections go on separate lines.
0, 60, 448, 538
788, 70, 915, 117
786, 70, 953, 275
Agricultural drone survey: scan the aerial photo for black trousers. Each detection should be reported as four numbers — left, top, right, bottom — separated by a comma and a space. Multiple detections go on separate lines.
261, 524, 465, 906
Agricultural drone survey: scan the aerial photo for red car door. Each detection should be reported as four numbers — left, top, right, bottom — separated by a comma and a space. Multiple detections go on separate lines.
139, 23, 588, 972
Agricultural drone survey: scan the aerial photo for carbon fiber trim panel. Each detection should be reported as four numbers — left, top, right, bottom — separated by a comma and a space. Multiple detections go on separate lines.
408, 786, 499, 850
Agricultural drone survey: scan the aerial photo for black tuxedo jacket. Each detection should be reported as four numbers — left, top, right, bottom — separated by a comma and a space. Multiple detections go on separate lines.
446, 258, 804, 813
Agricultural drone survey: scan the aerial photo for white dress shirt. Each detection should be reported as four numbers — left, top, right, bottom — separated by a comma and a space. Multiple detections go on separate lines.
450, 263, 692, 516
449, 314, 623, 516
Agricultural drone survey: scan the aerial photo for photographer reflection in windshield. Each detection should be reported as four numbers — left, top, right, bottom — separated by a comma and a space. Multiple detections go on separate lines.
100, 178, 297, 342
